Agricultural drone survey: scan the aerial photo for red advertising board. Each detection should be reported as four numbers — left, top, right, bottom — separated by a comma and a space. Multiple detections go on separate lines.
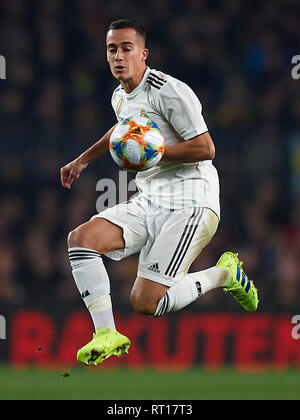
2, 309, 300, 371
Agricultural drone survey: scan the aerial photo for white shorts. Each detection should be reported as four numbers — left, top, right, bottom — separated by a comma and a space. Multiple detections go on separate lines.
92, 196, 219, 287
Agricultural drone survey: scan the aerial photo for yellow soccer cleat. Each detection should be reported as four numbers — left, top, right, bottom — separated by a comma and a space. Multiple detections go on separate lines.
77, 328, 131, 366
216, 251, 258, 312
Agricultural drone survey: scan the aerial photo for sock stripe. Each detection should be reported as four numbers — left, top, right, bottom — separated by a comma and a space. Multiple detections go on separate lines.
68, 249, 102, 261
155, 292, 170, 317
155, 296, 165, 317
69, 253, 102, 258
68, 249, 101, 256
161, 292, 170, 316
69, 256, 101, 261
158, 296, 167, 317
164, 292, 170, 315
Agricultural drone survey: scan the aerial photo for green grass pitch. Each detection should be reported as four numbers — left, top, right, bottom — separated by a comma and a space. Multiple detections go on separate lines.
0, 365, 299, 400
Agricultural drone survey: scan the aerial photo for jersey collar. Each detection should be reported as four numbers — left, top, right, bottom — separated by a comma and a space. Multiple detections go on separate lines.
124, 67, 151, 100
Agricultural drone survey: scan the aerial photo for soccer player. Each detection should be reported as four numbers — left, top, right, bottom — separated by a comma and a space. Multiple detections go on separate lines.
60, 19, 258, 366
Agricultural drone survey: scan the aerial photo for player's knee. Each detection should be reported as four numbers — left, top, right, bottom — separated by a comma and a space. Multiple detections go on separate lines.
130, 290, 157, 316
68, 227, 84, 248
68, 226, 99, 251
131, 300, 156, 316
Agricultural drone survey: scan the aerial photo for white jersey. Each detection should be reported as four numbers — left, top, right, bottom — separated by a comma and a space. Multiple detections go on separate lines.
111, 67, 220, 219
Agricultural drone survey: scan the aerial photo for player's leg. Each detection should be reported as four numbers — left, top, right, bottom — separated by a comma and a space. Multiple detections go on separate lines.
130, 268, 228, 316
130, 277, 168, 315
68, 217, 125, 253
130, 207, 258, 316
68, 217, 124, 333
68, 197, 149, 365
130, 207, 222, 315
151, 251, 258, 315
68, 218, 132, 365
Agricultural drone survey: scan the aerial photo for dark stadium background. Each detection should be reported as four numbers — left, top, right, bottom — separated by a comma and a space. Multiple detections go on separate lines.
1, 0, 300, 395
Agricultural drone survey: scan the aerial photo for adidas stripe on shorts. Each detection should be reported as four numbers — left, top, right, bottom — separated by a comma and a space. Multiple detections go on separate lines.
92, 195, 219, 287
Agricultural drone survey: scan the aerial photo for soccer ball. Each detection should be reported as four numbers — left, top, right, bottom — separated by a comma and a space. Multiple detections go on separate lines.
109, 116, 165, 172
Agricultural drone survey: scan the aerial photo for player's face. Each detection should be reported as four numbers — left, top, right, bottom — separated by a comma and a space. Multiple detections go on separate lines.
106, 28, 148, 83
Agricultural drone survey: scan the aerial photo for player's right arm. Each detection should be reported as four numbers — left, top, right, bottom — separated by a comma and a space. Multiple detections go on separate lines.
60, 124, 117, 189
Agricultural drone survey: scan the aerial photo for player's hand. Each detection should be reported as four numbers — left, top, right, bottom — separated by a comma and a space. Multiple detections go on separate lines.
60, 158, 88, 189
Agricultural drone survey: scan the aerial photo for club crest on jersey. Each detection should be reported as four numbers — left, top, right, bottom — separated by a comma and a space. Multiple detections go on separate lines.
140, 109, 149, 118
116, 98, 124, 118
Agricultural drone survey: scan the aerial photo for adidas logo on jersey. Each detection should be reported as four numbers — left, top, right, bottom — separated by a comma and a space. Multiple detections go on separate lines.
147, 263, 160, 273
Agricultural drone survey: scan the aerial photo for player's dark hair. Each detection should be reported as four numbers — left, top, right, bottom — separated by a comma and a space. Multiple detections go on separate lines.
107, 19, 147, 46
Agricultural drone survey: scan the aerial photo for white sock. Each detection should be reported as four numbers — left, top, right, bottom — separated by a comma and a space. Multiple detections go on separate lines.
68, 247, 116, 331
189, 267, 230, 294
153, 266, 229, 316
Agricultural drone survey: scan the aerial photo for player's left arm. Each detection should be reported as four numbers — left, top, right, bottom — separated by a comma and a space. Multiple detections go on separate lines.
155, 78, 215, 163
161, 131, 215, 163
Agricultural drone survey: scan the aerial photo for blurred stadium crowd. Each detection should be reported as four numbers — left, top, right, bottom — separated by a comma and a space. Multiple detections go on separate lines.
0, 0, 300, 313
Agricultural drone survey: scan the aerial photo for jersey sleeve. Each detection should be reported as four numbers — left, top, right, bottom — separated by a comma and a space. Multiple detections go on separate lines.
155, 79, 208, 140
111, 87, 123, 122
